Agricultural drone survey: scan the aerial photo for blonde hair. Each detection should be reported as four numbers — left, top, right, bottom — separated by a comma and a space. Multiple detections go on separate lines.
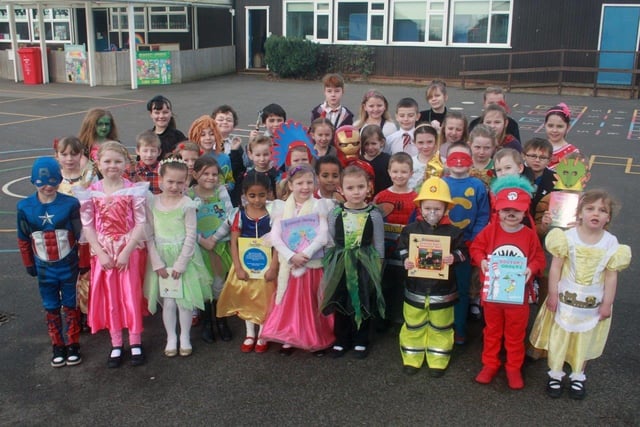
97, 140, 132, 163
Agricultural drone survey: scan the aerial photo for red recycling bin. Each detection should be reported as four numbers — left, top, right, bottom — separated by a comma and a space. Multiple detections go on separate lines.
18, 47, 43, 85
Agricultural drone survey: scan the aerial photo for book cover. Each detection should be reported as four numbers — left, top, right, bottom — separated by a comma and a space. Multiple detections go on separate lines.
280, 213, 323, 260
159, 268, 183, 299
482, 255, 528, 304
407, 233, 451, 280
238, 237, 271, 279
549, 191, 580, 228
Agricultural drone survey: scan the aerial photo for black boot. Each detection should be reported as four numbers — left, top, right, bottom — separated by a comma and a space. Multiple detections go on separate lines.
201, 302, 215, 343
213, 300, 232, 341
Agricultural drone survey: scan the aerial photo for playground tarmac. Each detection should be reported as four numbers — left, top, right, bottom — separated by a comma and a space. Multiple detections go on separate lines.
0, 74, 638, 425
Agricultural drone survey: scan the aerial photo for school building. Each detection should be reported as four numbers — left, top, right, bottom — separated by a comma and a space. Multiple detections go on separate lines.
2, 1, 639, 90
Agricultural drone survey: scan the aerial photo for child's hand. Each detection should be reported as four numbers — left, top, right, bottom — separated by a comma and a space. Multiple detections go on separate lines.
546, 294, 558, 312
290, 253, 309, 268
171, 269, 182, 280
116, 250, 130, 270
231, 136, 243, 150
235, 267, 249, 281
480, 259, 488, 274
404, 259, 415, 270
157, 268, 169, 279
26, 266, 37, 277
430, 120, 442, 133
541, 211, 552, 228
524, 268, 532, 283
265, 267, 277, 282
598, 303, 612, 320
443, 254, 454, 265
98, 251, 114, 269
199, 235, 217, 251
249, 129, 261, 141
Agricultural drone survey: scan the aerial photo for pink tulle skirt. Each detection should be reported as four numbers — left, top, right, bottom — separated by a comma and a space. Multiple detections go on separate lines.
87, 247, 148, 334
261, 268, 335, 351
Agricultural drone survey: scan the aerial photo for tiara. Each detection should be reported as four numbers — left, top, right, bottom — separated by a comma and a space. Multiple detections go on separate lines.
159, 157, 187, 167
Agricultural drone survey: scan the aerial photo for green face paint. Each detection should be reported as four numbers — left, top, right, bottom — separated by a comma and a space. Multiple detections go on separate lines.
96, 116, 112, 139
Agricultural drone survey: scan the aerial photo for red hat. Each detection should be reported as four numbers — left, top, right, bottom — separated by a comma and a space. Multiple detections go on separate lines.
494, 187, 531, 212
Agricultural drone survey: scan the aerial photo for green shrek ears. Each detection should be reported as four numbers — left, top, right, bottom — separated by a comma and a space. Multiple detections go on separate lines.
553, 157, 588, 191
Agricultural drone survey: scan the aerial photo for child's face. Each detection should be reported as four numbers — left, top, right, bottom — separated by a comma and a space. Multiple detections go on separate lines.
98, 149, 127, 179
364, 96, 386, 120
199, 128, 216, 152
341, 173, 369, 207
289, 150, 310, 167
388, 161, 412, 188
444, 118, 464, 143
56, 146, 83, 171
161, 167, 188, 197
214, 112, 235, 136
249, 143, 271, 171
523, 149, 551, 174
470, 136, 495, 165
36, 184, 59, 200
288, 172, 315, 202
447, 146, 472, 178
483, 111, 506, 137
396, 107, 419, 131
150, 104, 172, 130
484, 92, 504, 107
363, 135, 384, 158
415, 133, 437, 158
420, 200, 446, 225
265, 115, 285, 134
324, 86, 344, 108
311, 124, 333, 149
494, 155, 524, 178
96, 115, 112, 139
428, 89, 447, 112
179, 150, 199, 174
195, 165, 219, 190
317, 163, 341, 195
499, 208, 525, 229
578, 198, 610, 231
245, 184, 268, 210
545, 115, 569, 145
137, 145, 160, 166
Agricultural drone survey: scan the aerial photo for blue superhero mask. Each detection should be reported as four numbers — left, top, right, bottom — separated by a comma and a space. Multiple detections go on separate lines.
31, 157, 62, 187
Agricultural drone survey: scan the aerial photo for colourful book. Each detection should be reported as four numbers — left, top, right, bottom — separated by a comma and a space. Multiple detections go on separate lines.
407, 233, 451, 280
280, 213, 323, 260
159, 268, 183, 299
482, 255, 527, 304
549, 191, 580, 228
238, 237, 271, 279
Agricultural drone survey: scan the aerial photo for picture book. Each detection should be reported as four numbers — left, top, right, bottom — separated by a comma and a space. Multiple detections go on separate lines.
481, 255, 528, 304
549, 191, 580, 228
238, 237, 271, 279
280, 213, 323, 260
407, 233, 451, 280
159, 268, 183, 299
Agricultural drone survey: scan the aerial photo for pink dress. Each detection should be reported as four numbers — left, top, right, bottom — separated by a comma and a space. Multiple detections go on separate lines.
75, 180, 149, 334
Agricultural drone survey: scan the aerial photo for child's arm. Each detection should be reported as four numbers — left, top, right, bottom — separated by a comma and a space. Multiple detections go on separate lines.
16, 206, 36, 276
79, 197, 115, 270
269, 211, 296, 264
398, 224, 413, 270
299, 201, 329, 260
545, 256, 563, 312
145, 214, 168, 279
449, 229, 468, 266
170, 201, 198, 279
471, 184, 491, 238
370, 207, 385, 260
469, 227, 490, 273
526, 233, 547, 283
599, 269, 618, 320
229, 231, 248, 281
265, 247, 279, 282
115, 193, 147, 270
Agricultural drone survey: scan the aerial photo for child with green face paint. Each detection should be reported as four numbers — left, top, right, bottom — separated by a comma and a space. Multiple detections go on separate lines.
78, 108, 119, 162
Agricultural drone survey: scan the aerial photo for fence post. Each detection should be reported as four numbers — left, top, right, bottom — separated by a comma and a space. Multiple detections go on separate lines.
593, 50, 600, 97
462, 56, 466, 89
558, 50, 564, 95
632, 50, 639, 99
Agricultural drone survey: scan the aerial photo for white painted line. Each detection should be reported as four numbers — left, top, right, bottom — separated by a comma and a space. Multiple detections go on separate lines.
461, 101, 475, 105
2, 176, 29, 199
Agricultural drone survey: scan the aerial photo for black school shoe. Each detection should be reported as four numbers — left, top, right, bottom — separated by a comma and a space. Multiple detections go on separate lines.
130, 345, 145, 366
403, 365, 420, 376
51, 346, 66, 368
66, 344, 82, 366
107, 347, 123, 369
569, 379, 586, 400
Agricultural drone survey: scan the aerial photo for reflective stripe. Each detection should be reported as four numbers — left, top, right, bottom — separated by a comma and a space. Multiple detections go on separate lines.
405, 319, 429, 331
405, 289, 458, 306
427, 347, 452, 356
428, 321, 454, 331
400, 345, 425, 354
398, 249, 408, 257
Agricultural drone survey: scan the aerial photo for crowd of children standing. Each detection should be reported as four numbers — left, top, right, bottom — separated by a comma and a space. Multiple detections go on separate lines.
17, 74, 630, 400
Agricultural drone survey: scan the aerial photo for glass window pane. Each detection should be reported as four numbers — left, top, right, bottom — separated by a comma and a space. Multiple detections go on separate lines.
288, 3, 313, 12
53, 9, 70, 19
452, 1, 488, 43
169, 15, 186, 30
286, 6, 313, 38
337, 2, 367, 41
430, 2, 445, 11
372, 3, 385, 10
150, 15, 167, 30
393, 2, 425, 42
489, 13, 508, 43
317, 3, 330, 11
16, 22, 29, 40
428, 14, 444, 41
492, 1, 511, 12
53, 23, 69, 40
135, 15, 145, 30
169, 7, 185, 12
371, 15, 383, 40
317, 15, 329, 39
151, 7, 165, 12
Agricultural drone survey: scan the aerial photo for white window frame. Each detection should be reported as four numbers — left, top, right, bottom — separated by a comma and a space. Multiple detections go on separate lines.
448, 0, 512, 48
334, 0, 388, 45
0, 6, 73, 44
283, 1, 333, 43
109, 7, 146, 32
389, 0, 448, 46
148, 6, 189, 32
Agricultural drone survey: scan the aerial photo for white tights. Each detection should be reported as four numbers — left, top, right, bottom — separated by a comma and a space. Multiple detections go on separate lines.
245, 320, 264, 342
163, 298, 192, 351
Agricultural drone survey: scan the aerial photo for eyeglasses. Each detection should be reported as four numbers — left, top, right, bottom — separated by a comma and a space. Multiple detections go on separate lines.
525, 154, 550, 161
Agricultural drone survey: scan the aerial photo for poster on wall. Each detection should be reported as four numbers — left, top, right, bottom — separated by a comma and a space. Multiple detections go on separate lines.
136, 51, 172, 85
64, 45, 88, 84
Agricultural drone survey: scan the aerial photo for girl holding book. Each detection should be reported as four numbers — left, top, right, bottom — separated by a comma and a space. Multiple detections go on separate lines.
261, 164, 335, 355
216, 171, 279, 353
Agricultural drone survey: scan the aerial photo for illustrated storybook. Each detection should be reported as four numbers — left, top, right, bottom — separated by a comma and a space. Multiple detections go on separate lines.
481, 255, 528, 304
549, 191, 580, 228
280, 213, 323, 260
407, 233, 451, 280
159, 269, 183, 299
238, 237, 271, 279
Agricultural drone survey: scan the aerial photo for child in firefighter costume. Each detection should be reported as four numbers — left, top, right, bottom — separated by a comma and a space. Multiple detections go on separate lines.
17, 157, 83, 367
397, 177, 467, 376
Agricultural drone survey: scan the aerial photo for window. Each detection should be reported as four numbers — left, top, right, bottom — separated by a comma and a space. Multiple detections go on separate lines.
450, 0, 511, 45
391, 1, 446, 44
0, 6, 72, 43
336, 1, 387, 43
284, 1, 331, 41
109, 7, 146, 32
149, 6, 188, 32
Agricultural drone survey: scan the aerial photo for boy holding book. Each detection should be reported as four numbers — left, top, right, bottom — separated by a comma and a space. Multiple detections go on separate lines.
397, 177, 467, 377
470, 175, 546, 390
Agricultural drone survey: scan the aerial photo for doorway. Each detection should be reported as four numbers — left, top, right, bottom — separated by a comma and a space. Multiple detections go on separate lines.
245, 7, 268, 69
597, 4, 640, 85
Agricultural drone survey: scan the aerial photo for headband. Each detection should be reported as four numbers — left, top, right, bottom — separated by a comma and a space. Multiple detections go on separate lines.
546, 102, 571, 120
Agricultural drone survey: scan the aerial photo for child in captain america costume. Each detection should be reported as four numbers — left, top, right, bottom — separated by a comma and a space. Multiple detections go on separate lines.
17, 157, 83, 368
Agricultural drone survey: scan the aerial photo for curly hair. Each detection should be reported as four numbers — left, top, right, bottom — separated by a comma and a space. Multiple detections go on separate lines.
188, 115, 223, 154
78, 109, 118, 156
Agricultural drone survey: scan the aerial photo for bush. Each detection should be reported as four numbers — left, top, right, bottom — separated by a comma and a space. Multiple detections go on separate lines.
264, 35, 319, 79
319, 45, 375, 78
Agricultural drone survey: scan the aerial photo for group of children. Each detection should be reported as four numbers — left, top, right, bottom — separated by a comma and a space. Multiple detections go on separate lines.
17, 75, 631, 401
